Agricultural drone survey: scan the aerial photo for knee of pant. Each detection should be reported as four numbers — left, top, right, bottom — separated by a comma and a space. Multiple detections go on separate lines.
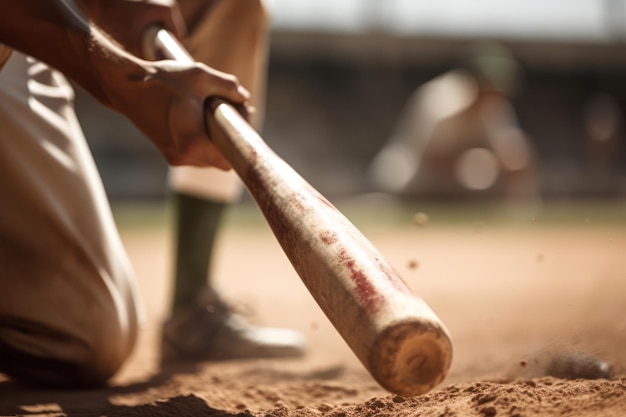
66, 288, 139, 386
78, 319, 136, 386
66, 269, 139, 385
0, 318, 136, 387
55, 293, 138, 385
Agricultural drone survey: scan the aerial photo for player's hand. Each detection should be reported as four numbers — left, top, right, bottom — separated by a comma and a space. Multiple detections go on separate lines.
100, 57, 251, 169
78, 0, 186, 58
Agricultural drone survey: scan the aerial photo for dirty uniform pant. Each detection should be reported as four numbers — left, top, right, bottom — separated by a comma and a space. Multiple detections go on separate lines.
0, 0, 268, 385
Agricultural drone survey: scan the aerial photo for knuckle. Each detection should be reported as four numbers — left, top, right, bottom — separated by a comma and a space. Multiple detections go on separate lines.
221, 74, 240, 90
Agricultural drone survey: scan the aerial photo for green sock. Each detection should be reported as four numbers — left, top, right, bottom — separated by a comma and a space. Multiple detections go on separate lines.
171, 192, 227, 311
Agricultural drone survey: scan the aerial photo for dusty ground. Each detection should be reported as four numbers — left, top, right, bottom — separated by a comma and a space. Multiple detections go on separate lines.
1, 200, 625, 416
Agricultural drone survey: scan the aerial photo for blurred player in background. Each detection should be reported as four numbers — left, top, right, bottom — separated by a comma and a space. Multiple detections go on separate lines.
369, 43, 539, 204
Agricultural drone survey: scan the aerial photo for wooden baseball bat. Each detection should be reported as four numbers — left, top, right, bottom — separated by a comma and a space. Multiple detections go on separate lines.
148, 28, 452, 396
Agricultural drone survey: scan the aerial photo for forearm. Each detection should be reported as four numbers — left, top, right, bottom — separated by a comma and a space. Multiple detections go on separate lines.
0, 0, 151, 108
73, 0, 186, 58
0, 0, 250, 169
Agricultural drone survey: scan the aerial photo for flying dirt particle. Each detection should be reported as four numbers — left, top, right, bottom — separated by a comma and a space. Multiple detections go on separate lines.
531, 217, 536, 223
519, 360, 528, 368
545, 353, 613, 380
413, 212, 429, 227
407, 259, 419, 270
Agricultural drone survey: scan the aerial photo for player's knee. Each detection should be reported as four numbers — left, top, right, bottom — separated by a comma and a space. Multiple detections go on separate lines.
0, 319, 135, 387
77, 317, 136, 385
61, 273, 139, 385
83, 296, 139, 385
43, 328, 133, 387
2, 283, 138, 386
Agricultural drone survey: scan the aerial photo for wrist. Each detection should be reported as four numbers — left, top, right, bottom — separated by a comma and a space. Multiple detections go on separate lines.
81, 28, 156, 109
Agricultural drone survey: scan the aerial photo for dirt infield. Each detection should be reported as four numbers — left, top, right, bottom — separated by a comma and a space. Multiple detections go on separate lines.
1, 201, 625, 416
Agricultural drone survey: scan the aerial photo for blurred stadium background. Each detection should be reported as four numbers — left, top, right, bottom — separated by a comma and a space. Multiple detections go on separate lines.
74, 0, 626, 204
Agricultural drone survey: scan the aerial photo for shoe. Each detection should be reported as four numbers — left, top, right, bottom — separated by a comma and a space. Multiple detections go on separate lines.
161, 297, 307, 363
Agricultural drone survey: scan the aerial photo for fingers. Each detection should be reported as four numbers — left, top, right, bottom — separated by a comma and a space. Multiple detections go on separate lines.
156, 61, 250, 104
201, 66, 251, 105
165, 94, 231, 169
141, 60, 251, 169
162, 65, 246, 168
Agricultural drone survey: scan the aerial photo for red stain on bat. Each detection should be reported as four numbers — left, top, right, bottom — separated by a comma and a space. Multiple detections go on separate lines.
245, 165, 294, 241
338, 248, 384, 312
320, 231, 338, 246
246, 162, 413, 312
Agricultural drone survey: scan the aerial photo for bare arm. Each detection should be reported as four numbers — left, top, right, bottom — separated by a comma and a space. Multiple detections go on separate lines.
0, 0, 118, 104
0, 0, 249, 168
74, 0, 187, 59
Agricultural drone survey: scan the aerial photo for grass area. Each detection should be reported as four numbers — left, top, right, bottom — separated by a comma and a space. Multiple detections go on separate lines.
111, 197, 626, 232
337, 199, 626, 228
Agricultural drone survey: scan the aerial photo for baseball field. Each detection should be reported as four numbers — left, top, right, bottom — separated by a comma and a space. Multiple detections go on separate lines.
1, 198, 624, 416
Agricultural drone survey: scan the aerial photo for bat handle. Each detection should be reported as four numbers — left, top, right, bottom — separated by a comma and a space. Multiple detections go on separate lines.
142, 26, 194, 63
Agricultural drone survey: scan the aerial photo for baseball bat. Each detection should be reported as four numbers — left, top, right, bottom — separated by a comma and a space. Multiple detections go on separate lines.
147, 28, 452, 396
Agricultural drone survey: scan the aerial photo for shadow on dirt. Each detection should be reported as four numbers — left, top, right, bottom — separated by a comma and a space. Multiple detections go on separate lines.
0, 362, 253, 417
